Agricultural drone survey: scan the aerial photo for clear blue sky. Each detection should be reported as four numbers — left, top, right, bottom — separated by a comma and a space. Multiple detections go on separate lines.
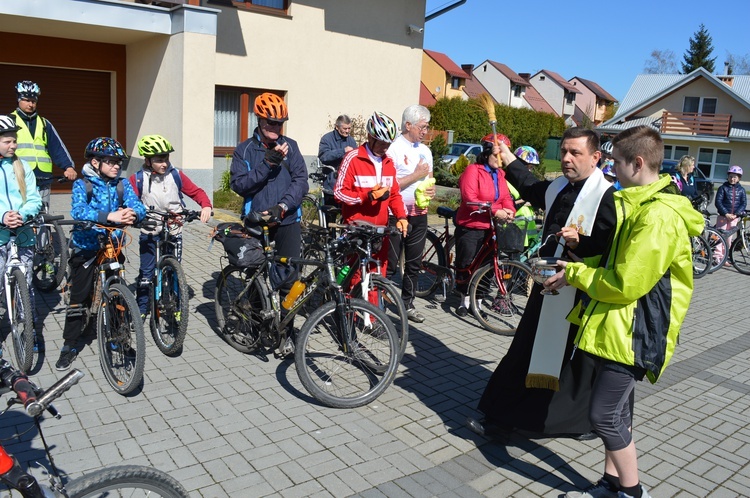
424, 0, 750, 102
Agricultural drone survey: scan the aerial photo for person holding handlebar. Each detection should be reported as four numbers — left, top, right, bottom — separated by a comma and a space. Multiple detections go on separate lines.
130, 134, 212, 318
57, 137, 146, 371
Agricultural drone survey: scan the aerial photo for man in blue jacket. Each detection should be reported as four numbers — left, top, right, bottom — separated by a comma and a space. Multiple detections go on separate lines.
318, 115, 357, 222
230, 93, 308, 274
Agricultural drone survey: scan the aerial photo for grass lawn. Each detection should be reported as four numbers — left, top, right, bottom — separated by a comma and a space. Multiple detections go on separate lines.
214, 190, 243, 212
543, 158, 561, 173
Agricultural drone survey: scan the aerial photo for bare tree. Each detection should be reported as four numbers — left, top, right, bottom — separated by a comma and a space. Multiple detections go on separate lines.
725, 52, 750, 75
644, 49, 678, 74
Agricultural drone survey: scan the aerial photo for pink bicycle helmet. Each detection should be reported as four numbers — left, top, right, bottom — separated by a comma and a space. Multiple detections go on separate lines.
728, 165, 743, 177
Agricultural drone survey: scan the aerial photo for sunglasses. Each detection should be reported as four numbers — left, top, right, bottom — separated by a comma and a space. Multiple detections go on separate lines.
101, 158, 123, 166
265, 120, 285, 127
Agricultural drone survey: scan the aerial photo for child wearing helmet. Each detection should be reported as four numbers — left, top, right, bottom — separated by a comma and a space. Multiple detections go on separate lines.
713, 165, 747, 265
130, 135, 213, 316
0, 115, 42, 349
508, 146, 540, 247
57, 137, 147, 371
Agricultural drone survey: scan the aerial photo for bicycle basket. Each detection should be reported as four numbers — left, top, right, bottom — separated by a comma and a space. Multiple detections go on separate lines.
212, 223, 264, 268
495, 221, 524, 255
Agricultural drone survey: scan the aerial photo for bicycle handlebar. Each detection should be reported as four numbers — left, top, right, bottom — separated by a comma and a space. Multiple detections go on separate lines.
0, 359, 84, 418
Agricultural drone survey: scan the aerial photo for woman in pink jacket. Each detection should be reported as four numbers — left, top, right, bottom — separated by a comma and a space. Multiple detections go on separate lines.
454, 135, 515, 316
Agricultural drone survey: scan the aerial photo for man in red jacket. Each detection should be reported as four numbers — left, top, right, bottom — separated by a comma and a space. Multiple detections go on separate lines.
334, 111, 408, 278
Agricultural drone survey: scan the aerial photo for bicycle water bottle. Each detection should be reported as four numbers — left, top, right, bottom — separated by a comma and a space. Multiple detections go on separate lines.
281, 280, 306, 310
336, 265, 351, 285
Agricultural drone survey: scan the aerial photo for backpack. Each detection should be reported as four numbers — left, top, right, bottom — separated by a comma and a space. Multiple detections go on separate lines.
82, 177, 124, 206
211, 222, 265, 268
133, 168, 184, 204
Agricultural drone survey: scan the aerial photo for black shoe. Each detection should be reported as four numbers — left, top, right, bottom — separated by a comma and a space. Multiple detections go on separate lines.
574, 431, 598, 441
456, 306, 468, 317
55, 347, 78, 371
466, 417, 510, 440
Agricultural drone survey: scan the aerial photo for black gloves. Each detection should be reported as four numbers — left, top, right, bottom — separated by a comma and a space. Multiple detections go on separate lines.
265, 147, 285, 167
266, 204, 284, 222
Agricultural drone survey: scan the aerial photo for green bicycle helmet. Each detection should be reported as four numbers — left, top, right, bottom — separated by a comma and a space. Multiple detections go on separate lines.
137, 134, 174, 158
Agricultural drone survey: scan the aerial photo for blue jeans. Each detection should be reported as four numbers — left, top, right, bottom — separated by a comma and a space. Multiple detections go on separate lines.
137, 233, 183, 314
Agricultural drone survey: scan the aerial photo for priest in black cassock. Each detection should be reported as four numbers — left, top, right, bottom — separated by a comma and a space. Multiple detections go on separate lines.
468, 128, 617, 439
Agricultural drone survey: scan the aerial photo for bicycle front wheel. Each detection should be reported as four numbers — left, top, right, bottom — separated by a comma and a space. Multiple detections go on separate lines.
468, 260, 533, 335
66, 465, 189, 498
414, 230, 447, 298
729, 232, 750, 275
351, 274, 409, 359
9, 268, 34, 373
691, 235, 711, 279
97, 283, 146, 395
295, 298, 399, 408
33, 221, 68, 292
150, 258, 189, 356
300, 194, 320, 230
214, 265, 270, 353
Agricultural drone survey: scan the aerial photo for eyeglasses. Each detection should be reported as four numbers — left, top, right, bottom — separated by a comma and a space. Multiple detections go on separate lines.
101, 158, 123, 166
265, 120, 285, 127
412, 123, 430, 132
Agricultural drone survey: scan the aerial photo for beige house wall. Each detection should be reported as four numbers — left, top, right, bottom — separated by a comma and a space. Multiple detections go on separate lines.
214, 0, 426, 156
422, 54, 447, 100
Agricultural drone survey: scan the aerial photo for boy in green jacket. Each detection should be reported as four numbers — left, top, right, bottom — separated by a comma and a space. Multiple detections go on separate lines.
547, 125, 704, 498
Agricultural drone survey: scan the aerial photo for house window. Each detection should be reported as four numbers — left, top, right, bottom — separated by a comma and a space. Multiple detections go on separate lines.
698, 147, 731, 179
664, 145, 690, 160
683, 96, 717, 114
451, 77, 461, 89
512, 85, 522, 98
229, 0, 290, 14
565, 92, 575, 105
539, 75, 545, 81
214, 86, 285, 154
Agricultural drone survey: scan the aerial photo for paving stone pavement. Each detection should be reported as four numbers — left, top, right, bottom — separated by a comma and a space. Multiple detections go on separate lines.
1, 193, 747, 497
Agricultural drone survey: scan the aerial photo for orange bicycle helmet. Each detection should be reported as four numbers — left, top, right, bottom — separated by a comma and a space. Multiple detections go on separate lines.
254, 93, 288, 121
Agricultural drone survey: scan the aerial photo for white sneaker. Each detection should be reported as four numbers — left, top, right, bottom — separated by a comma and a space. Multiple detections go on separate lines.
565, 479, 618, 498
617, 485, 651, 498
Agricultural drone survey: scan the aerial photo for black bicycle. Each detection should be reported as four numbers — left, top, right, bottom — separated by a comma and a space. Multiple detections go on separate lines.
0, 359, 188, 497
213, 213, 400, 408
140, 209, 201, 356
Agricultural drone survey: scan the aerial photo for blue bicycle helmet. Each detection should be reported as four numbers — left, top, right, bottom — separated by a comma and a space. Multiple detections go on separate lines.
84, 137, 128, 160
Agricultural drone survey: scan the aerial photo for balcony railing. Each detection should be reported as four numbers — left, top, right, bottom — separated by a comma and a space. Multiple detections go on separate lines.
661, 111, 731, 137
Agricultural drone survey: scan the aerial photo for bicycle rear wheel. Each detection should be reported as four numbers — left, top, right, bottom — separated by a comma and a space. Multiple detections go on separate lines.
704, 227, 727, 273
295, 298, 399, 408
468, 260, 533, 335
33, 221, 68, 292
300, 194, 320, 230
66, 464, 189, 498
150, 258, 189, 356
9, 268, 34, 373
691, 235, 711, 279
729, 232, 750, 275
97, 283, 146, 395
214, 265, 270, 353
413, 230, 448, 298
351, 274, 408, 359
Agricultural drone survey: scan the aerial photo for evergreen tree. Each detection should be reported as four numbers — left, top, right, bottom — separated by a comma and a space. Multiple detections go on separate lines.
681, 24, 716, 73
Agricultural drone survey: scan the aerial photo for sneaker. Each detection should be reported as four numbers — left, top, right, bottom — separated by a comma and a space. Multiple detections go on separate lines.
565, 480, 619, 498
617, 485, 651, 498
456, 305, 468, 317
55, 347, 78, 371
406, 307, 425, 323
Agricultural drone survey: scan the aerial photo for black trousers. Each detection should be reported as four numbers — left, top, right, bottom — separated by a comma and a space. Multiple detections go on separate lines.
250, 221, 302, 295
386, 213, 428, 309
454, 225, 489, 294
62, 250, 104, 346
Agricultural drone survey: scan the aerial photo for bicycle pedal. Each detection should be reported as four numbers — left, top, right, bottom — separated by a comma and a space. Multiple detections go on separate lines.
434, 294, 446, 303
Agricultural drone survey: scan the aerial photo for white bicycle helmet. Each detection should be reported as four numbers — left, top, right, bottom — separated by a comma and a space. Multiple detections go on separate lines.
366, 111, 398, 143
0, 115, 20, 134
600, 141, 613, 155
16, 80, 41, 100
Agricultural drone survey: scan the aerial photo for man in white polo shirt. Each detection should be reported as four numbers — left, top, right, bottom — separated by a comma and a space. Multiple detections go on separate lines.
386, 104, 435, 323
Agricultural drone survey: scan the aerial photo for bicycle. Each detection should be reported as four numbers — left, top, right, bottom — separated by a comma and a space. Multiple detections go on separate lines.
326, 222, 409, 359
31, 178, 68, 293
0, 359, 188, 497
691, 234, 711, 279
140, 209, 201, 356
727, 211, 750, 274
62, 222, 146, 395
416, 202, 534, 335
300, 159, 341, 230
0, 214, 62, 372
213, 212, 400, 408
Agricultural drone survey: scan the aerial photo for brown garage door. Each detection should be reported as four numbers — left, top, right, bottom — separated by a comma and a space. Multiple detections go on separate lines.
0, 65, 111, 191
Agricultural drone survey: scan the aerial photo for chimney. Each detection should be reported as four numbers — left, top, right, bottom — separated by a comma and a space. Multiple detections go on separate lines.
461, 64, 474, 76
519, 73, 531, 82
724, 61, 730, 75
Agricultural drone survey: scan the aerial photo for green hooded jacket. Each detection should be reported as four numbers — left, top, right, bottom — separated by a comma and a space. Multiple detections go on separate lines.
565, 174, 705, 383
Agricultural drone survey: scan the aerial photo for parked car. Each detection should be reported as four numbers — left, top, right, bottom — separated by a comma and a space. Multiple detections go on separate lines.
660, 159, 715, 211
441, 143, 482, 166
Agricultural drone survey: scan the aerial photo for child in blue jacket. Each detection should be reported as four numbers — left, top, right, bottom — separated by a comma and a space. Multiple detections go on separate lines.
713, 165, 747, 265
56, 137, 146, 371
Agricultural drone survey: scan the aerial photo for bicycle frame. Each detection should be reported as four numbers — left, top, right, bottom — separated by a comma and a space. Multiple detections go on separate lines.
3, 236, 27, 309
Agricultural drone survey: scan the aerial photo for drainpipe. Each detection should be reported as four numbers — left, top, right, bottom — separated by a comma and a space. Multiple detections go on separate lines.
425, 0, 467, 21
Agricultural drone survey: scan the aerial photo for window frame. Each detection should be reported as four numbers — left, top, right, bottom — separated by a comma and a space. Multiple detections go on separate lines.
683, 96, 718, 114
663, 144, 690, 161
214, 86, 286, 156
697, 146, 731, 180
225, 0, 291, 17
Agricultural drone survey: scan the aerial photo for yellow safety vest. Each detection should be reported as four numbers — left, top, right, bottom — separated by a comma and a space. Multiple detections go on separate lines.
12, 112, 52, 173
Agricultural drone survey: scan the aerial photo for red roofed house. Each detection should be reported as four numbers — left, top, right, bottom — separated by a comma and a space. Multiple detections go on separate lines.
569, 76, 618, 126
529, 69, 581, 124
421, 49, 471, 103
471, 60, 530, 109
